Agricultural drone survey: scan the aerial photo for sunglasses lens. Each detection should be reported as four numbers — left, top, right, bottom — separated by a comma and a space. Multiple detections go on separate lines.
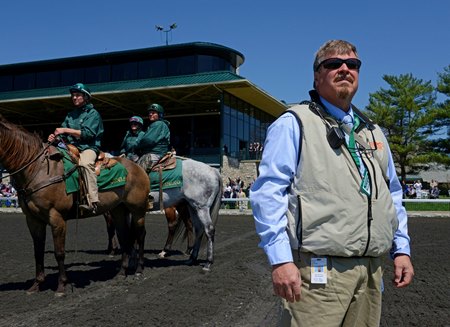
323, 60, 343, 70
320, 58, 361, 71
345, 59, 361, 70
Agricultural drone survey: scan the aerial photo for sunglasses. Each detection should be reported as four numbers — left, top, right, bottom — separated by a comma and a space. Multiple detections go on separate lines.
316, 58, 362, 71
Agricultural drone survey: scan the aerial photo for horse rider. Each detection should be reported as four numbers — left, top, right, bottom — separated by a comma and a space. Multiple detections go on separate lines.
48, 82, 104, 214
119, 115, 145, 162
135, 103, 171, 171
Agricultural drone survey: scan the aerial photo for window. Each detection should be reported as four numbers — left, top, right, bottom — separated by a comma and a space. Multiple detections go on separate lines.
138, 59, 167, 78
112, 62, 138, 81
0, 75, 13, 92
84, 65, 110, 83
36, 70, 60, 88
14, 73, 35, 90
61, 68, 84, 86
168, 56, 195, 76
197, 55, 228, 73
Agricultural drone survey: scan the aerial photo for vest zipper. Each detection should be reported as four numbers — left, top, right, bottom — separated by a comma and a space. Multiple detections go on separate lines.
362, 196, 373, 256
365, 154, 379, 199
362, 157, 374, 256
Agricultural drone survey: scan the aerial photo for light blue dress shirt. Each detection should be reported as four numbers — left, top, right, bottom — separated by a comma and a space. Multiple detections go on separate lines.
250, 98, 411, 266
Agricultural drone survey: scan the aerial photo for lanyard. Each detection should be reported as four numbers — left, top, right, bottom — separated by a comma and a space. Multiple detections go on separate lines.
348, 115, 361, 168
347, 115, 371, 196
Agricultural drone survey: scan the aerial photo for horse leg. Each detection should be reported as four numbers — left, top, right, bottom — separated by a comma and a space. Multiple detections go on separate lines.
158, 207, 178, 258
25, 215, 47, 294
189, 208, 215, 272
49, 217, 69, 296
134, 215, 146, 275
109, 206, 131, 277
179, 205, 194, 256
104, 211, 120, 256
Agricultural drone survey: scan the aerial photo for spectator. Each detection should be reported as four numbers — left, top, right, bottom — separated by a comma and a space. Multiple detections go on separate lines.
238, 185, 247, 212
413, 180, 422, 198
430, 186, 440, 199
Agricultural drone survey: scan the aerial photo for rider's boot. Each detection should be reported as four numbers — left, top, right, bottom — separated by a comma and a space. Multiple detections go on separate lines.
147, 194, 154, 210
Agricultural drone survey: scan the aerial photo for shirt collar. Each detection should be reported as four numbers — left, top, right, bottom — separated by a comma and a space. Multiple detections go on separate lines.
319, 96, 354, 123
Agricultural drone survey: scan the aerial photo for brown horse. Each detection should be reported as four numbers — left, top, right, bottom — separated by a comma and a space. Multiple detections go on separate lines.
0, 114, 150, 296
104, 204, 194, 259
158, 204, 194, 258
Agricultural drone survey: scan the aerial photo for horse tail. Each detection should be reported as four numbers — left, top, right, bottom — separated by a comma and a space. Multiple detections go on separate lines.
210, 170, 223, 227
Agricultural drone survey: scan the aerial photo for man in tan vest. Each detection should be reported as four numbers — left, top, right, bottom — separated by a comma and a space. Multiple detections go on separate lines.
251, 40, 414, 326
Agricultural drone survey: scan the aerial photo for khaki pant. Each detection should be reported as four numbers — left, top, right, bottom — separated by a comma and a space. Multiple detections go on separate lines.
280, 251, 383, 327
79, 149, 98, 204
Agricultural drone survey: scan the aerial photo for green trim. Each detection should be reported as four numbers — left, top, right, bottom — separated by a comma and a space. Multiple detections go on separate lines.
0, 71, 245, 101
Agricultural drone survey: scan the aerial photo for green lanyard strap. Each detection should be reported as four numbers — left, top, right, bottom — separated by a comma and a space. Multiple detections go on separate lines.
348, 115, 361, 168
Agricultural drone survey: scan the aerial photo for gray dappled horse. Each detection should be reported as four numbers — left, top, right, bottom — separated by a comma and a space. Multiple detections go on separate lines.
0, 114, 149, 296
138, 154, 222, 271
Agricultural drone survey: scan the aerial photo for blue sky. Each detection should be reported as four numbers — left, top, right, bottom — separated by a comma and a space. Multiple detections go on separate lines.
1, 0, 449, 110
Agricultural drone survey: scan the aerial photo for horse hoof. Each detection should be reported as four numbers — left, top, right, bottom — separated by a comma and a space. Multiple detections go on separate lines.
26, 281, 41, 295
55, 291, 66, 298
158, 251, 167, 258
202, 263, 212, 272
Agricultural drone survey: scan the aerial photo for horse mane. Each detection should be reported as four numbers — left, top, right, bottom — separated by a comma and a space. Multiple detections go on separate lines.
0, 114, 44, 172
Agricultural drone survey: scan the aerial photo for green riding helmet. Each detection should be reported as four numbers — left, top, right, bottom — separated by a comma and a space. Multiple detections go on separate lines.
69, 83, 91, 99
129, 116, 144, 126
147, 103, 164, 117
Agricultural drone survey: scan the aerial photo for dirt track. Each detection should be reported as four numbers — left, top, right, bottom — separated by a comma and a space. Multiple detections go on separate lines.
0, 212, 449, 327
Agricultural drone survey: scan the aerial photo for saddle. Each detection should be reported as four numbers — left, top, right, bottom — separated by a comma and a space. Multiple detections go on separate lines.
48, 144, 119, 210
65, 144, 119, 175
149, 152, 177, 173
148, 152, 178, 212
48, 144, 119, 174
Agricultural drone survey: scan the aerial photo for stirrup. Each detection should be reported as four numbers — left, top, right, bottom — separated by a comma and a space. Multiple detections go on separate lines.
80, 202, 98, 214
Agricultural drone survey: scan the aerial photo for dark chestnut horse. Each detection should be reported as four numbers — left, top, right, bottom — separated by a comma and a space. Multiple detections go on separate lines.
0, 114, 149, 296
158, 204, 194, 258
104, 204, 194, 259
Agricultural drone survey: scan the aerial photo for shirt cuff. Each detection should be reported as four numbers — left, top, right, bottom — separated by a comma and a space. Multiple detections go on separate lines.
264, 239, 294, 266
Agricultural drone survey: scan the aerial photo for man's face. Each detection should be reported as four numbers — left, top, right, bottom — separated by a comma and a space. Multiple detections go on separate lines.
71, 92, 87, 107
148, 110, 159, 122
314, 51, 359, 108
130, 122, 141, 132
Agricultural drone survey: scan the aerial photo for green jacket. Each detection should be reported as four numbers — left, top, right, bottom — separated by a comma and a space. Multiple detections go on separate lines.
120, 130, 145, 158
135, 119, 170, 156
61, 103, 103, 154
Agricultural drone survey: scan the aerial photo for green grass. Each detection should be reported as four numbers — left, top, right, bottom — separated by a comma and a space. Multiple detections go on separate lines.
404, 201, 450, 211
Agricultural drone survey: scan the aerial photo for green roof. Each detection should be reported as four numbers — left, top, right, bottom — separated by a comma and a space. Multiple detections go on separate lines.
0, 71, 245, 101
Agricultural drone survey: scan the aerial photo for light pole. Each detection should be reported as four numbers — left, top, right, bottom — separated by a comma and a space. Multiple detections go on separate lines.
155, 23, 177, 45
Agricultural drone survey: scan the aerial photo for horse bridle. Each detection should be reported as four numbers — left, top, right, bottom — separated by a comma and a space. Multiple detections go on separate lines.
1, 142, 52, 181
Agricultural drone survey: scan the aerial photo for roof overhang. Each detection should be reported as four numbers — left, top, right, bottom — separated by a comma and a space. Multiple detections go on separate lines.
0, 72, 287, 128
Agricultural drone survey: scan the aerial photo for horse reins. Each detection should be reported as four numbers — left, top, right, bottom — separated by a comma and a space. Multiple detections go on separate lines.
1, 142, 52, 180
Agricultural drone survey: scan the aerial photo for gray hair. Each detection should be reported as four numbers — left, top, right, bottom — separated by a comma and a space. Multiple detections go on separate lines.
313, 40, 359, 72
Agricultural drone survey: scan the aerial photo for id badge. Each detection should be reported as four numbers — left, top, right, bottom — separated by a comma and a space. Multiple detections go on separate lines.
360, 170, 371, 196
311, 258, 327, 284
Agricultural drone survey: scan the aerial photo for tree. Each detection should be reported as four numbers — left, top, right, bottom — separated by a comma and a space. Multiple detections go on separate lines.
431, 65, 450, 154
365, 73, 450, 181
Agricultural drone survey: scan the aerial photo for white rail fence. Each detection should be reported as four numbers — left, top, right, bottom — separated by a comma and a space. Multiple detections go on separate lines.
2, 196, 449, 212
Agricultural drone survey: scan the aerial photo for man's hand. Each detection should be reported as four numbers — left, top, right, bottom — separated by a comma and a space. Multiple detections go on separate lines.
393, 254, 414, 288
272, 262, 301, 302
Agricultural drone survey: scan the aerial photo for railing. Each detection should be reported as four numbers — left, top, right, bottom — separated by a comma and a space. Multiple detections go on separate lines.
221, 197, 250, 211
2, 196, 448, 213
221, 197, 450, 212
